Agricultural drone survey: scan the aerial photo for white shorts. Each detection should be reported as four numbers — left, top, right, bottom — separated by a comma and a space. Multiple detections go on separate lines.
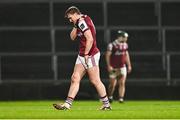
75, 52, 100, 69
109, 66, 127, 79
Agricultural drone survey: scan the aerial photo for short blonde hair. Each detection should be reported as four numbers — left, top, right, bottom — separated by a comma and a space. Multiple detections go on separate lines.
65, 6, 81, 18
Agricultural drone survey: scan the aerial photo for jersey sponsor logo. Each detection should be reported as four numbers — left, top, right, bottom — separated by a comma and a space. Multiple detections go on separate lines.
78, 20, 88, 32
80, 24, 85, 30
115, 50, 126, 55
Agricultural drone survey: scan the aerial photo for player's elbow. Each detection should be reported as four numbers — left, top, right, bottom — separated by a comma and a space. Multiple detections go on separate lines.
70, 34, 76, 41
70, 35, 76, 41
70, 30, 77, 41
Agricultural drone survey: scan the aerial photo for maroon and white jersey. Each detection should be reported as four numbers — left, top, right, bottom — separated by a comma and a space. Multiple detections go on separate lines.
76, 14, 99, 56
107, 40, 128, 68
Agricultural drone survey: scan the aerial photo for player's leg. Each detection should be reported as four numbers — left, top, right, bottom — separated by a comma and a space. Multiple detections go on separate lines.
53, 56, 86, 110
66, 63, 86, 101
108, 71, 117, 103
118, 67, 127, 103
87, 52, 111, 110
88, 66, 111, 110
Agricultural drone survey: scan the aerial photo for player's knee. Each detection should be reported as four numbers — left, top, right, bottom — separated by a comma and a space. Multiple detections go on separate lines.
112, 82, 117, 88
71, 73, 80, 83
109, 84, 115, 90
90, 79, 100, 86
119, 80, 125, 86
109, 79, 116, 87
90, 80, 96, 85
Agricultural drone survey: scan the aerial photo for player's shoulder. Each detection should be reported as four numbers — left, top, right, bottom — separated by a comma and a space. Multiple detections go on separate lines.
78, 15, 86, 24
78, 14, 89, 22
82, 14, 90, 19
77, 15, 89, 32
112, 40, 119, 46
124, 42, 128, 46
123, 42, 128, 49
80, 15, 92, 23
108, 42, 112, 46
107, 41, 114, 49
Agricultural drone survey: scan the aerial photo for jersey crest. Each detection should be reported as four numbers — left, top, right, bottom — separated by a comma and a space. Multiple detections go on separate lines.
78, 20, 89, 32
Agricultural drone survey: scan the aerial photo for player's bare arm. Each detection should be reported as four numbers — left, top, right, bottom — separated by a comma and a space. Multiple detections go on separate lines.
105, 51, 113, 72
126, 51, 132, 73
70, 27, 77, 41
84, 29, 93, 54
84, 29, 93, 64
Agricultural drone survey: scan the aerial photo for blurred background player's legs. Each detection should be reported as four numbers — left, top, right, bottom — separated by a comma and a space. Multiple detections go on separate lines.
108, 77, 117, 103
108, 69, 118, 103
118, 67, 127, 103
118, 75, 126, 103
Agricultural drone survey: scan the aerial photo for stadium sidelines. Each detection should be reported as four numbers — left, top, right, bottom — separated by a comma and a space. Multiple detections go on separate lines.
1, 101, 180, 119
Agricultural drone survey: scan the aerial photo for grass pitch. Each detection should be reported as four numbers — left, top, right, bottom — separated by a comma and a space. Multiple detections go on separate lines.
0, 100, 180, 119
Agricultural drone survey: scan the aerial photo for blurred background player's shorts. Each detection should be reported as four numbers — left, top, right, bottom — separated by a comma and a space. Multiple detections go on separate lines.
109, 67, 127, 79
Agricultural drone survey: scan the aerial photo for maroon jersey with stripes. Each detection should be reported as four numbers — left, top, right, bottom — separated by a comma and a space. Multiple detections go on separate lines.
76, 14, 99, 56
107, 40, 128, 68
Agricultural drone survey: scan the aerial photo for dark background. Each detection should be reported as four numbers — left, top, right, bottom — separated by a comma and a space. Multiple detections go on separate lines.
0, 0, 180, 100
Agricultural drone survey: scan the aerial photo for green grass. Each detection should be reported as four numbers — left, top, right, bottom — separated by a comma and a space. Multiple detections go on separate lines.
0, 100, 180, 119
